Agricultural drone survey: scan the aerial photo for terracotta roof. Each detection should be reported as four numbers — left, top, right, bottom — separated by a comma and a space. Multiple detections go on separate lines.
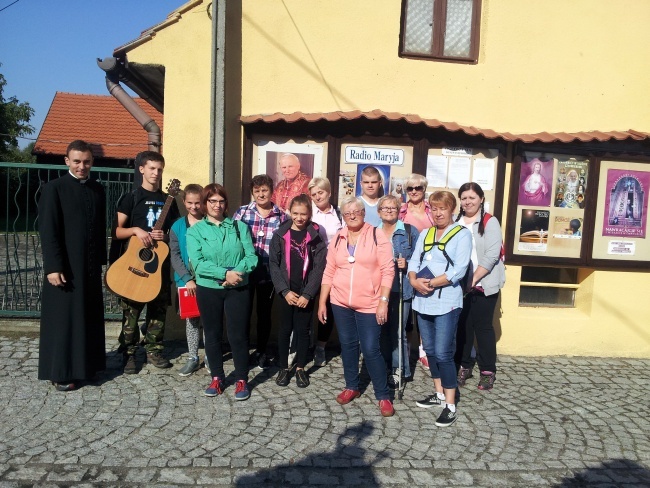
34, 92, 163, 159
240, 110, 650, 144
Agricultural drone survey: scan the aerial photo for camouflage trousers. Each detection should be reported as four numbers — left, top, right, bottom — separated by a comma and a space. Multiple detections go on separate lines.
118, 286, 169, 354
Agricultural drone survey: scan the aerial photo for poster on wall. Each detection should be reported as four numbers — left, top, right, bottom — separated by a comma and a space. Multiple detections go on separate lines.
424, 146, 500, 214
602, 169, 649, 239
339, 143, 414, 208
518, 209, 550, 252
555, 160, 588, 209
591, 160, 650, 264
517, 158, 553, 207
255, 141, 325, 212
552, 216, 582, 239
354, 164, 390, 198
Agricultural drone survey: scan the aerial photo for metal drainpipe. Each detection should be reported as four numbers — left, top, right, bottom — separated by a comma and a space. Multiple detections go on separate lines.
210, 0, 226, 184
97, 57, 161, 153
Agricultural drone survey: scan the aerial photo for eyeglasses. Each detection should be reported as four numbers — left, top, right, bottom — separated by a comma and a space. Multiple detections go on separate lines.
406, 186, 424, 192
342, 209, 364, 218
379, 207, 398, 212
207, 199, 226, 206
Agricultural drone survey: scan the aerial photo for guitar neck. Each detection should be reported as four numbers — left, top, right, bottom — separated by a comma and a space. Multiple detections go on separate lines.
152, 194, 175, 232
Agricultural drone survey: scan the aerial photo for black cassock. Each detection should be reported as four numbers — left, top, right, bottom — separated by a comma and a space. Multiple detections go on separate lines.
38, 172, 107, 382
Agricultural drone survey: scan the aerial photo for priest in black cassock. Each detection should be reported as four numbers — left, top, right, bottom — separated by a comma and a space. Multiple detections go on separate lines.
38, 140, 107, 391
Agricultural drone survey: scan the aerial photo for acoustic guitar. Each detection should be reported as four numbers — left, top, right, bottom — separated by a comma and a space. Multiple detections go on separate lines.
105, 179, 181, 303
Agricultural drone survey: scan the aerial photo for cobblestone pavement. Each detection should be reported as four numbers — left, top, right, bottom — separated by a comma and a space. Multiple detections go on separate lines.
0, 335, 649, 487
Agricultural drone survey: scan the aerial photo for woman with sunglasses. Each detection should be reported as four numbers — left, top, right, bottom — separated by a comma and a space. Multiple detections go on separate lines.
398, 173, 435, 369
398, 174, 434, 233
186, 184, 258, 401
318, 196, 396, 417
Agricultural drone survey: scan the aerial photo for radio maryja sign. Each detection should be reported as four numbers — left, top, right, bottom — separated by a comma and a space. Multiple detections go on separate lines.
345, 146, 404, 165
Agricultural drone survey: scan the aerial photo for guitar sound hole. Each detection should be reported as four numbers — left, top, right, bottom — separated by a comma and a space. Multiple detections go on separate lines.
139, 248, 154, 262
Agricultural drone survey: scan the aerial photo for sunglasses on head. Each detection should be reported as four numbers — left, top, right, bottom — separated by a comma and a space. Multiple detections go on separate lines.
406, 186, 424, 192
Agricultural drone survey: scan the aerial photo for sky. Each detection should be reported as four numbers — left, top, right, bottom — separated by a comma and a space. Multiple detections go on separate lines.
0, 0, 187, 148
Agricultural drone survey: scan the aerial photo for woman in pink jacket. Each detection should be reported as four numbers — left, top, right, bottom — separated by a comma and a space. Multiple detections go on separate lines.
318, 196, 396, 417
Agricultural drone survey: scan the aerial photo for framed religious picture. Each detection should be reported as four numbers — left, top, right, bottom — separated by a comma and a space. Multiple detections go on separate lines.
591, 159, 650, 265
508, 152, 590, 263
251, 137, 327, 212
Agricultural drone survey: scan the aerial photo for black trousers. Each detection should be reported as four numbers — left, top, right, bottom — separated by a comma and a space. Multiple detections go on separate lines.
249, 281, 275, 354
196, 285, 250, 381
276, 296, 314, 369
316, 296, 335, 343
455, 291, 499, 373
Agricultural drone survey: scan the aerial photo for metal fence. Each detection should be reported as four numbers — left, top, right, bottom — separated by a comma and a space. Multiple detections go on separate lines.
0, 162, 134, 318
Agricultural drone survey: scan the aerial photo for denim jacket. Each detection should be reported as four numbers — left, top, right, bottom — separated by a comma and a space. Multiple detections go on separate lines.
379, 221, 420, 300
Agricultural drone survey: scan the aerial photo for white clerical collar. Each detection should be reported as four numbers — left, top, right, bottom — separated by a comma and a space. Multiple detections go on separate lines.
69, 170, 88, 183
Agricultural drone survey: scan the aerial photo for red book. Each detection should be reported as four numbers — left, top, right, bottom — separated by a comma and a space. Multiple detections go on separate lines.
178, 287, 200, 319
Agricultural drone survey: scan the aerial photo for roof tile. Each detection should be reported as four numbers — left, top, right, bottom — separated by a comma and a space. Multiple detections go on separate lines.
34, 92, 163, 159
240, 110, 650, 144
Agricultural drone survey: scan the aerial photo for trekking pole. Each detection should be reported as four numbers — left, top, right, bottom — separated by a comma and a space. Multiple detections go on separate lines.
397, 253, 404, 400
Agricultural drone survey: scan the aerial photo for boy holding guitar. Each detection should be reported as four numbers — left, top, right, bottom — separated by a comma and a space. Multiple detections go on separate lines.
113, 152, 180, 374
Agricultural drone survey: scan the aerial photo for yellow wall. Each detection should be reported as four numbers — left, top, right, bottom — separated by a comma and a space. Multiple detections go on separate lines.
239, 0, 650, 357
124, 0, 213, 189
121, 0, 650, 356
241, 0, 650, 133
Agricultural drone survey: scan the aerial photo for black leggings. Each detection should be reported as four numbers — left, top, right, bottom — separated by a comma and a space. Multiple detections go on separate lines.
196, 285, 250, 381
276, 296, 314, 369
455, 291, 499, 373
249, 282, 275, 354
316, 296, 335, 343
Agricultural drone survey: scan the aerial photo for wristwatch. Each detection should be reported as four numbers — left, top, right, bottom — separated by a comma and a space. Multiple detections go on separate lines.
379, 296, 389, 302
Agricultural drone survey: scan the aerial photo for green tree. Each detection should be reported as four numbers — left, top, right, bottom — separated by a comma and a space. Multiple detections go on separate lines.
5, 141, 35, 163
0, 66, 34, 161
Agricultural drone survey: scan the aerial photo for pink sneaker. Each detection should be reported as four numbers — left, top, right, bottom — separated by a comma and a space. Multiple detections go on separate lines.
336, 389, 361, 405
379, 399, 395, 417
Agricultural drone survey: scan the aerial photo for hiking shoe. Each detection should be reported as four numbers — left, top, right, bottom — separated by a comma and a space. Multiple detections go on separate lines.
123, 354, 137, 374
178, 357, 200, 377
435, 407, 457, 427
146, 351, 171, 369
336, 389, 361, 405
418, 356, 430, 371
478, 371, 496, 391
295, 369, 310, 388
204, 377, 224, 397
234, 380, 250, 401
416, 394, 444, 408
204, 356, 210, 374
379, 399, 395, 417
313, 347, 326, 367
387, 373, 400, 390
275, 368, 291, 387
458, 366, 473, 387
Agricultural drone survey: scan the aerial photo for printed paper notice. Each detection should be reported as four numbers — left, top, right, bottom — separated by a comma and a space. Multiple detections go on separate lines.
607, 240, 636, 256
472, 158, 495, 191
447, 157, 471, 189
426, 155, 448, 187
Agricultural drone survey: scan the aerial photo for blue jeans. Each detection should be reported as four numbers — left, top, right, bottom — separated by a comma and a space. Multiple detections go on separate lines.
417, 308, 462, 389
331, 304, 389, 401
380, 294, 412, 378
